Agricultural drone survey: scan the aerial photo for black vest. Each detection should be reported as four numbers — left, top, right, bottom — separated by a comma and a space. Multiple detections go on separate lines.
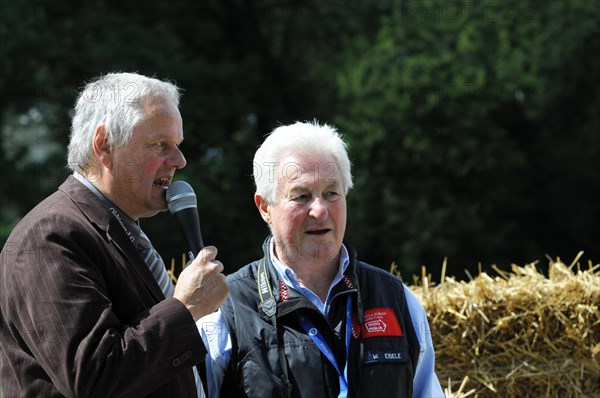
220, 238, 420, 397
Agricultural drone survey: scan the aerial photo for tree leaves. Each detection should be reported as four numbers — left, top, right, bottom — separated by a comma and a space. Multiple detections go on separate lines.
1, 0, 598, 277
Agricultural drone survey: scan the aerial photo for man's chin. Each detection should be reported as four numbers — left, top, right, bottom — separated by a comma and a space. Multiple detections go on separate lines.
138, 202, 168, 219
304, 242, 341, 262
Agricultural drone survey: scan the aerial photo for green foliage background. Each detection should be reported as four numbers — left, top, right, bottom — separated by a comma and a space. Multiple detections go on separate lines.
1, 0, 599, 278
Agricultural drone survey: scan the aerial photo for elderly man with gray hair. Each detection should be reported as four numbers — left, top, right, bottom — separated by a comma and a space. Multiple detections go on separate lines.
197, 121, 443, 397
0, 72, 229, 397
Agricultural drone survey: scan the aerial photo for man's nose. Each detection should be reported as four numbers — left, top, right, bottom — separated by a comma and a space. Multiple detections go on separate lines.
169, 146, 187, 169
309, 197, 328, 221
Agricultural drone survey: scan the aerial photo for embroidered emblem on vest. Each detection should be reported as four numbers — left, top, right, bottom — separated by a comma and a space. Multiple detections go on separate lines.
352, 308, 403, 338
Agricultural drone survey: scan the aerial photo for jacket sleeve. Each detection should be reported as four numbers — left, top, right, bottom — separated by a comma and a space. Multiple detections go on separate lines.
403, 286, 446, 398
1, 211, 205, 397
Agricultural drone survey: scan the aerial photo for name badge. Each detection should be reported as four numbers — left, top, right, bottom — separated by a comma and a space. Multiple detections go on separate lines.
364, 350, 409, 364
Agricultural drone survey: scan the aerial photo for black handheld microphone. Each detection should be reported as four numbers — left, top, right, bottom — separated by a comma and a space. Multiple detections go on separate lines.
166, 181, 204, 260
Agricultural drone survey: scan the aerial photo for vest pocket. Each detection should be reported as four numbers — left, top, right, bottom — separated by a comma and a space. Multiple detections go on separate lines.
353, 336, 414, 396
240, 341, 329, 397
360, 335, 410, 364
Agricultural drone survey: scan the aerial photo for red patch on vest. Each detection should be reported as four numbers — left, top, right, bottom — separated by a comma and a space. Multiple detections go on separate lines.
352, 308, 403, 338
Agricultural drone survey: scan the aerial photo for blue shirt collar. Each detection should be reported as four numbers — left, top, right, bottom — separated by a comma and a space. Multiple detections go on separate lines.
269, 238, 350, 315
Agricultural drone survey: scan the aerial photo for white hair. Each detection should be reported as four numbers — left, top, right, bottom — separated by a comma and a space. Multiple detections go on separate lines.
67, 72, 181, 171
253, 120, 353, 203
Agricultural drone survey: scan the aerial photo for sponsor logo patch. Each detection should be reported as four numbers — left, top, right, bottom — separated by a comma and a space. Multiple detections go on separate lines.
352, 308, 403, 338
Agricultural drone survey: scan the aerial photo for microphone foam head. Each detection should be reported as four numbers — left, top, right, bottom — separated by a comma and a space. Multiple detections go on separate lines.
166, 180, 197, 213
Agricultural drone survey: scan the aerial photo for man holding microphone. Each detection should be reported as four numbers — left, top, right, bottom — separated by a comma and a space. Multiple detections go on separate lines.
0, 72, 229, 397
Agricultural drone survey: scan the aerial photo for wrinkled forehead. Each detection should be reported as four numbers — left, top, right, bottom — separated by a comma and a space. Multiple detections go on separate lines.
141, 95, 180, 117
277, 153, 342, 186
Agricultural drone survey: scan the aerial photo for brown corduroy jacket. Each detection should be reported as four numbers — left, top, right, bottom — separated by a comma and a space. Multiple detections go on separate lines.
0, 176, 204, 397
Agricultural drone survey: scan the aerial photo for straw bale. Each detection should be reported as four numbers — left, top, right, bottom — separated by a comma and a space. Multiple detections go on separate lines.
408, 255, 600, 398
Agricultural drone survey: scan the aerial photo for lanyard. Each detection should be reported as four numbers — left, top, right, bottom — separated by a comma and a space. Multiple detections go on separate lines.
73, 172, 140, 244
297, 295, 352, 398
256, 258, 292, 395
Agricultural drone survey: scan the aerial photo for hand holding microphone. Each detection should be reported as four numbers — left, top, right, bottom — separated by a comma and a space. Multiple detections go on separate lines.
166, 181, 229, 321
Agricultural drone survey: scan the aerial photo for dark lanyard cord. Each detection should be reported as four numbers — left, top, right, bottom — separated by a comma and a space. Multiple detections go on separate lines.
257, 258, 292, 397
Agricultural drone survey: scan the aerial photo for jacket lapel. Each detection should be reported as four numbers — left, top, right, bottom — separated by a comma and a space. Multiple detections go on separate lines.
59, 176, 165, 301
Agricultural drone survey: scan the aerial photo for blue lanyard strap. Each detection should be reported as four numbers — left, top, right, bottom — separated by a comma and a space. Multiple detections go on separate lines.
297, 295, 352, 398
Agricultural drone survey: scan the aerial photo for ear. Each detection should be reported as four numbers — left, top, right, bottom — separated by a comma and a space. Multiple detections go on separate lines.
254, 194, 271, 224
92, 124, 113, 169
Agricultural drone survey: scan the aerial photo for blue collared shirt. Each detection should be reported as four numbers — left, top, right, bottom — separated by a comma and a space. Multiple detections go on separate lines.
271, 240, 350, 315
